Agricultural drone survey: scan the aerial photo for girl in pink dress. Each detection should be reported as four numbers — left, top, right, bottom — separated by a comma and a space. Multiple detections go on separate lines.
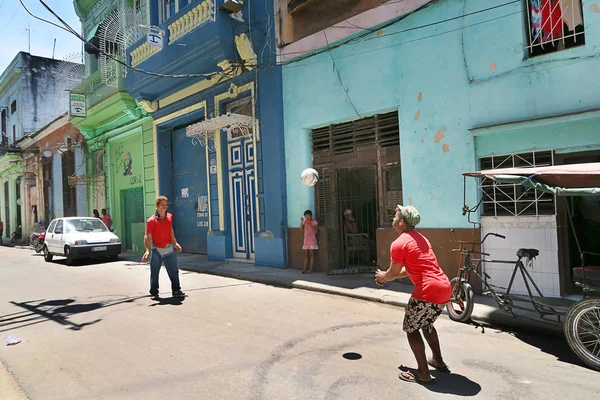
300, 210, 318, 274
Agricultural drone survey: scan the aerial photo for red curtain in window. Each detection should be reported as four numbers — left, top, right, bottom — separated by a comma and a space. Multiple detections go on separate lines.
531, 0, 564, 44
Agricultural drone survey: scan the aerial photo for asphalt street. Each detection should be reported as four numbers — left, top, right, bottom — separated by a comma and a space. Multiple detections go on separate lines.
0, 247, 598, 400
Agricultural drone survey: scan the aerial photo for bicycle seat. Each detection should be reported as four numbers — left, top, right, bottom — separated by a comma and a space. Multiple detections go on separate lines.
517, 248, 539, 259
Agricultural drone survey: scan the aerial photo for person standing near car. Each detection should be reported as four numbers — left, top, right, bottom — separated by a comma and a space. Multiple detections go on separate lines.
101, 209, 112, 231
142, 196, 185, 300
375, 205, 452, 385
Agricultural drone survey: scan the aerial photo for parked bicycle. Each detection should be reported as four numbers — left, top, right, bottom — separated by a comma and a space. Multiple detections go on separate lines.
447, 162, 600, 371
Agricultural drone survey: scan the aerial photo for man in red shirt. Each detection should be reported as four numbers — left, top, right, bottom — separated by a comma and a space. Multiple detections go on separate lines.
376, 205, 452, 384
142, 196, 185, 300
0, 217, 4, 244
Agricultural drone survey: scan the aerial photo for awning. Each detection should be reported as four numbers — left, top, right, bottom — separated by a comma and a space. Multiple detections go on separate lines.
463, 162, 600, 196
86, 22, 100, 40
186, 113, 255, 141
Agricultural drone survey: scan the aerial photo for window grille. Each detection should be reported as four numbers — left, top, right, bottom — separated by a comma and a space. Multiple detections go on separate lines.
479, 150, 555, 217
311, 111, 399, 156
525, 0, 585, 57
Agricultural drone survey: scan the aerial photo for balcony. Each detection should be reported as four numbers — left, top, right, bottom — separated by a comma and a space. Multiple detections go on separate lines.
124, 0, 239, 102
71, 70, 103, 95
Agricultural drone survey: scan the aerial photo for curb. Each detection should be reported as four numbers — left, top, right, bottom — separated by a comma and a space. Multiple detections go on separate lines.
179, 265, 565, 338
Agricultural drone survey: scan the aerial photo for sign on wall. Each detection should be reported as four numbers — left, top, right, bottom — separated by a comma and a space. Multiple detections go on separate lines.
147, 29, 163, 49
69, 93, 87, 118
196, 195, 209, 227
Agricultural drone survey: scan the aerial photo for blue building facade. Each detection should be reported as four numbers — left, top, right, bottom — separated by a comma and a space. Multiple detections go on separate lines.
124, 0, 287, 266
277, 0, 600, 296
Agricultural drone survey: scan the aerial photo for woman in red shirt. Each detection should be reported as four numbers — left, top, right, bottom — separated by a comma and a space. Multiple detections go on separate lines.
376, 205, 451, 385
142, 196, 185, 300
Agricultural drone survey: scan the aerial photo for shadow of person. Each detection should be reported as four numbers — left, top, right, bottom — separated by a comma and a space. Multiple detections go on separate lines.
427, 370, 482, 396
398, 366, 481, 396
149, 297, 185, 307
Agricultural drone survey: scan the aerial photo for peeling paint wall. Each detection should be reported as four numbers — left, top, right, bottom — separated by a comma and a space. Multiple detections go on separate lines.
283, 0, 600, 228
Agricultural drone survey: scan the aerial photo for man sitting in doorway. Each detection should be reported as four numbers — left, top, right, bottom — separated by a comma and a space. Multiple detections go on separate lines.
344, 209, 358, 234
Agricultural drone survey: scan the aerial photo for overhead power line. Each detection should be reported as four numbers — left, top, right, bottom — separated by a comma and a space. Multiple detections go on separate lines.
36, 0, 226, 79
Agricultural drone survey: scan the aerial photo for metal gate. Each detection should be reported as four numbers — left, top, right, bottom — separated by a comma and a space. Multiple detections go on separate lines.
172, 126, 209, 254
316, 167, 379, 275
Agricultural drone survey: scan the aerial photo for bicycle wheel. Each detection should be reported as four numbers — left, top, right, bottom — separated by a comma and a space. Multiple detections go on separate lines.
446, 277, 474, 323
564, 297, 600, 371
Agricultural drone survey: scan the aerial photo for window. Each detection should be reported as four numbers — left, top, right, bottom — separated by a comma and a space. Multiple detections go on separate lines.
1, 109, 6, 134
479, 150, 555, 217
159, 0, 176, 23
525, 0, 585, 57
48, 219, 57, 233
55, 220, 64, 234
312, 111, 399, 156
10, 100, 16, 114
12, 126, 16, 144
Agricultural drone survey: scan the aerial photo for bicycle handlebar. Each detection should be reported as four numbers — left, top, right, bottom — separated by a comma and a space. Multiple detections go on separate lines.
450, 229, 506, 245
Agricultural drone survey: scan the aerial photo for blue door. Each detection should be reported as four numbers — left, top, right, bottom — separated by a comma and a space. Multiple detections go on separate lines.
171, 126, 209, 254
228, 135, 257, 259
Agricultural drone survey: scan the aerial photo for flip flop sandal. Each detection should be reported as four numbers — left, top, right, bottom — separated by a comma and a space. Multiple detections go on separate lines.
428, 361, 450, 373
398, 371, 435, 385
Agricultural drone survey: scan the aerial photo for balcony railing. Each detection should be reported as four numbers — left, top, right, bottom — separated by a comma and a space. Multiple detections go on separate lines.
71, 70, 103, 94
130, 42, 161, 67
168, 0, 215, 44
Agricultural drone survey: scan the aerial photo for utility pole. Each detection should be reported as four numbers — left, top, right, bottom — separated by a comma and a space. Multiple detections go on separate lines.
52, 39, 56, 59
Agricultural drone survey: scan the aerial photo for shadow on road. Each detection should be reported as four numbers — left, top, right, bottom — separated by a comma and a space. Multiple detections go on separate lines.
427, 370, 482, 396
398, 366, 481, 396
0, 294, 146, 333
0, 283, 254, 332
464, 317, 589, 371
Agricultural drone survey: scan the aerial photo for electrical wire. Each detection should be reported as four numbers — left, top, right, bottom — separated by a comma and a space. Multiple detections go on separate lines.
247, 2, 520, 73
324, 31, 361, 119
36, 0, 225, 80
0, 3, 22, 38
19, 0, 70, 33
275, 0, 519, 60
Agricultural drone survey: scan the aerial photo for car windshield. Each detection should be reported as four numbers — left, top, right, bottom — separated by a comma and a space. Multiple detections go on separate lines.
65, 219, 108, 233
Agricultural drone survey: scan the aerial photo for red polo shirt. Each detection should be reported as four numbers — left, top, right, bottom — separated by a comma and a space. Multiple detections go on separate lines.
390, 231, 452, 305
146, 212, 173, 249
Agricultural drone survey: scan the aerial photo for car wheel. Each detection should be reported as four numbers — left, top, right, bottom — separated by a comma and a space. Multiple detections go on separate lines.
110, 254, 119, 261
65, 246, 75, 266
43, 245, 53, 262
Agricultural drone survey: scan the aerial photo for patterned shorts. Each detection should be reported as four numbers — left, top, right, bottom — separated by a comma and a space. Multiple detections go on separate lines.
403, 298, 445, 334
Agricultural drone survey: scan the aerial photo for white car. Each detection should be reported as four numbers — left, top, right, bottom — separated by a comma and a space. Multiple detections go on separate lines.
43, 217, 121, 266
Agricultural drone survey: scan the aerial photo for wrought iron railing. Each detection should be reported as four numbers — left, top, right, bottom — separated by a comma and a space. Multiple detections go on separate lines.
71, 70, 103, 94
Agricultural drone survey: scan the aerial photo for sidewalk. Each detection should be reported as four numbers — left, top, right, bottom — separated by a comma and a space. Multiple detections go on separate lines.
120, 251, 564, 337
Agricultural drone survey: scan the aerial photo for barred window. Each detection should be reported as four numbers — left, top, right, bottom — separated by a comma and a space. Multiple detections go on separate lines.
525, 0, 585, 58
479, 151, 555, 217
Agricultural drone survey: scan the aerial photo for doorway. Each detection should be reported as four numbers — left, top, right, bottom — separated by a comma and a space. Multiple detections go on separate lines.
556, 151, 600, 294
171, 125, 209, 254
312, 111, 401, 274
226, 98, 257, 260
120, 187, 144, 250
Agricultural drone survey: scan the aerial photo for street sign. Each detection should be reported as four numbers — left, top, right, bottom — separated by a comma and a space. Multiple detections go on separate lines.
69, 93, 86, 118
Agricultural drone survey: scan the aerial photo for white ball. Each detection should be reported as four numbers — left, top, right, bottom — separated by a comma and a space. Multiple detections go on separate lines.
301, 168, 319, 186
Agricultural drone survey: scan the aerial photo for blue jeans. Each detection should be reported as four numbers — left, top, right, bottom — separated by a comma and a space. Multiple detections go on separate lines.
149, 249, 181, 295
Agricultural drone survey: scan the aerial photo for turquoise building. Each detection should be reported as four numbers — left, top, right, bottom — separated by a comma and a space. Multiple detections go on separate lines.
278, 0, 600, 296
